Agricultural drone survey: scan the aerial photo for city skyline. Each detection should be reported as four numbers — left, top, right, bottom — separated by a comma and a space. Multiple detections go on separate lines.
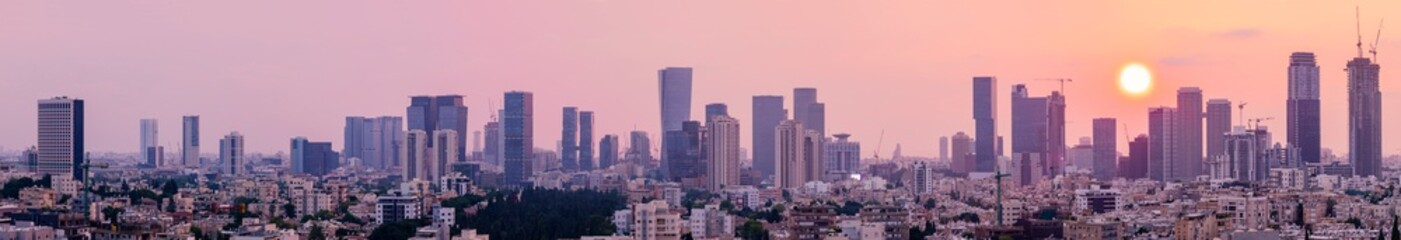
2, 1, 1399, 159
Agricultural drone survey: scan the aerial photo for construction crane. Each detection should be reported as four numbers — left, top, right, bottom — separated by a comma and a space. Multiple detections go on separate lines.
1248, 117, 1274, 130
994, 172, 1012, 226
1370, 19, 1384, 62
1035, 78, 1074, 95
1237, 102, 1249, 126
873, 130, 886, 161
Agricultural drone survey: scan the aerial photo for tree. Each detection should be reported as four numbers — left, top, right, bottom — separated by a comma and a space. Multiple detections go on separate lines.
161, 180, 180, 197
1295, 202, 1306, 227
102, 206, 124, 224
283, 203, 297, 218
369, 219, 428, 240
308, 224, 326, 240
1346, 217, 1364, 229
923, 199, 937, 209
737, 219, 769, 240
1391, 215, 1399, 240
837, 201, 863, 216
1035, 208, 1059, 220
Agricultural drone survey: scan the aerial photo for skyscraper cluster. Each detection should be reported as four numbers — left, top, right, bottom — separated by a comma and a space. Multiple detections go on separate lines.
344, 116, 403, 169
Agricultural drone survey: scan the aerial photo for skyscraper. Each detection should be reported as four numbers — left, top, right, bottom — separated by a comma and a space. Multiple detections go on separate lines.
432, 130, 459, 181
973, 77, 998, 173
36, 97, 83, 179
939, 136, 949, 162
502, 92, 534, 187
561, 107, 578, 171
950, 132, 973, 174
1092, 118, 1117, 181
344, 116, 403, 169
407, 95, 469, 162
1347, 56, 1382, 177
659, 67, 693, 169
1224, 127, 1267, 182
664, 121, 705, 182
140, 119, 162, 168
291, 137, 340, 177
1288, 52, 1322, 165
1121, 135, 1149, 180
775, 120, 807, 188
1176, 87, 1204, 180
824, 134, 860, 181
706, 115, 741, 191
1011, 84, 1049, 179
599, 134, 619, 169
802, 130, 825, 184
793, 88, 825, 137
579, 111, 595, 171
705, 103, 728, 122
219, 132, 244, 176
1149, 107, 1178, 182
1205, 99, 1233, 161
628, 131, 652, 164
751, 95, 786, 178
1046, 92, 1066, 176
482, 121, 501, 165
402, 130, 429, 180
182, 115, 199, 167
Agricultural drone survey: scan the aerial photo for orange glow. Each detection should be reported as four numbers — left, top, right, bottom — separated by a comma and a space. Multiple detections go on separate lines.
1119, 63, 1153, 97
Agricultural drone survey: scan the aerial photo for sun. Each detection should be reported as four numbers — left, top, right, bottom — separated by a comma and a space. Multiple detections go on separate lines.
1119, 63, 1153, 96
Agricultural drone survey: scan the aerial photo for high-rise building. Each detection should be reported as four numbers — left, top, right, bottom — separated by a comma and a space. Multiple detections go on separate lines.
1047, 92, 1066, 176
482, 121, 501, 165
659, 67, 693, 170
1149, 107, 1179, 182
502, 92, 534, 187
23, 147, 38, 173
939, 136, 949, 161
407, 95, 469, 162
912, 161, 934, 194
291, 137, 340, 177
664, 121, 705, 182
775, 120, 807, 188
705, 103, 728, 122
1288, 52, 1322, 165
140, 119, 162, 168
751, 95, 786, 178
950, 132, 973, 174
561, 107, 578, 171
1092, 118, 1117, 181
973, 77, 998, 172
706, 115, 741, 191
599, 134, 619, 169
1177, 87, 1204, 180
579, 111, 595, 171
402, 130, 429, 181
36, 97, 83, 179
1205, 99, 1233, 161
792, 88, 826, 137
182, 115, 199, 167
219, 132, 244, 176
824, 134, 860, 181
802, 129, 825, 184
1011, 84, 1049, 179
432, 130, 459, 181
628, 131, 652, 164
1121, 135, 1149, 180
1223, 127, 1267, 182
806, 103, 826, 138
1347, 56, 1382, 177
344, 116, 403, 169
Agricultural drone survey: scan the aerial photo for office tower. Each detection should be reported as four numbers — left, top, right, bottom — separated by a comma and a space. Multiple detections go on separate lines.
628, 131, 652, 164
775, 120, 807, 188
1047, 92, 1066, 176
705, 103, 728, 122
561, 107, 578, 171
802, 130, 825, 184
1149, 107, 1179, 182
432, 130, 459, 181
806, 103, 826, 138
140, 119, 162, 168
659, 67, 693, 170
1177, 87, 1204, 180
1223, 127, 1267, 182
291, 137, 340, 177
1121, 135, 1149, 180
344, 116, 404, 169
406, 95, 469, 162
502, 92, 534, 187
182, 116, 199, 167
1347, 56, 1382, 177
707, 115, 741, 191
950, 132, 973, 174
36, 97, 83, 180
664, 121, 705, 182
482, 122, 501, 165
1205, 99, 1233, 160
751, 95, 786, 178
1011, 84, 1049, 179
472, 131, 482, 153
23, 147, 38, 173
972, 77, 998, 172
402, 130, 429, 180
793, 88, 826, 137
219, 132, 244, 176
1092, 118, 1117, 181
939, 136, 949, 161
599, 134, 619, 169
1067, 138, 1094, 170
824, 134, 860, 181
579, 111, 595, 171
1288, 52, 1322, 165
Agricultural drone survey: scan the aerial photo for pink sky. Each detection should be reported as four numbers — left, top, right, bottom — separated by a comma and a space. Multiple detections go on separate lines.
1, 1, 1397, 158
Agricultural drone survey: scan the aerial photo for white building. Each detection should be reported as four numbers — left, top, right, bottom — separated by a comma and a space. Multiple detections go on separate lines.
629, 200, 682, 240
688, 204, 734, 239
220, 132, 245, 176
376, 189, 421, 225
911, 161, 935, 194
706, 116, 741, 191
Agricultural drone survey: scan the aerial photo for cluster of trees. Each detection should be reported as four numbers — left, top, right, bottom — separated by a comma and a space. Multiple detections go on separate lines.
0, 176, 51, 198
460, 188, 624, 239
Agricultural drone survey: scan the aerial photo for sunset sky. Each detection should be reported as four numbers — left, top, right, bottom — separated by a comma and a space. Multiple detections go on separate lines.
1, 1, 1397, 158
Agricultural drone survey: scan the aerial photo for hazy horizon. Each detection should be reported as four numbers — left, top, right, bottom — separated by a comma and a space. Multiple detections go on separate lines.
3, 1, 1398, 159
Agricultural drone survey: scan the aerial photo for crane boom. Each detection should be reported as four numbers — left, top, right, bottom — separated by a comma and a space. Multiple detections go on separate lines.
873, 130, 886, 160
1371, 19, 1384, 62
